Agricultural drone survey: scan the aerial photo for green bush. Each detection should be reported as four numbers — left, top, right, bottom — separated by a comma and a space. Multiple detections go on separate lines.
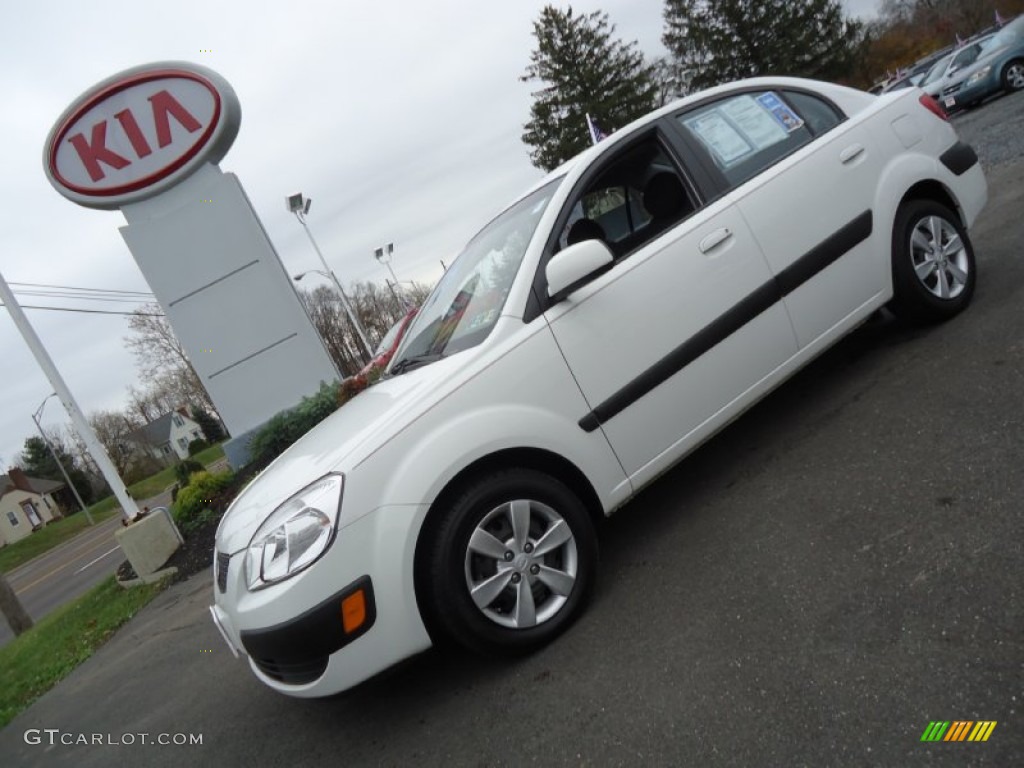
247, 381, 343, 468
174, 459, 204, 489
187, 438, 209, 456
172, 470, 235, 535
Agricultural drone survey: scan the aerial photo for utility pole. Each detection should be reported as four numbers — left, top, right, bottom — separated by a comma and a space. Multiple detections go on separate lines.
0, 573, 33, 636
32, 394, 93, 524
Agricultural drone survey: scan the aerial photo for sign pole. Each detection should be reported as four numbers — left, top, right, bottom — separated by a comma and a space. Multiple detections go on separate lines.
0, 270, 140, 521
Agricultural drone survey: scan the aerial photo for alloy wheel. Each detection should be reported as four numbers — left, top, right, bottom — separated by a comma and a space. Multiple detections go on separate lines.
908, 214, 970, 300
463, 498, 578, 629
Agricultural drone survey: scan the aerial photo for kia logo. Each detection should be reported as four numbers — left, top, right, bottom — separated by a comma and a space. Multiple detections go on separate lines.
44, 63, 241, 210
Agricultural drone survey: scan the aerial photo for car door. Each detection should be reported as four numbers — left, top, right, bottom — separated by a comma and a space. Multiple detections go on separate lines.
534, 128, 798, 481
674, 88, 886, 348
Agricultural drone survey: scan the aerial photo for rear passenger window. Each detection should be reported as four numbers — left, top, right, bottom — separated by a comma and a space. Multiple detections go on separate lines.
678, 91, 821, 188
782, 91, 843, 135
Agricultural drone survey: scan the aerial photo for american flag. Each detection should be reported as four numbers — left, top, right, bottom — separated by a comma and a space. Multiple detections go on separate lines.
585, 113, 607, 145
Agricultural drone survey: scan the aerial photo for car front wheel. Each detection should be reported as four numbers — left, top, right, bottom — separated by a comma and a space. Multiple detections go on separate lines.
425, 468, 597, 655
1002, 59, 1024, 91
889, 200, 976, 323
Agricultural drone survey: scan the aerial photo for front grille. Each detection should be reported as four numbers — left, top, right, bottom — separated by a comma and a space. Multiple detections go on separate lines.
942, 83, 962, 96
216, 550, 231, 593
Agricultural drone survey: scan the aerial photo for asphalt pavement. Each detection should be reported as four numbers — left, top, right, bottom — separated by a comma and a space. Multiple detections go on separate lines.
0, 93, 1021, 767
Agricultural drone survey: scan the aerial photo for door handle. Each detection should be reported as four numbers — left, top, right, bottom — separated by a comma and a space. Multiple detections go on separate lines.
699, 228, 732, 253
840, 144, 865, 164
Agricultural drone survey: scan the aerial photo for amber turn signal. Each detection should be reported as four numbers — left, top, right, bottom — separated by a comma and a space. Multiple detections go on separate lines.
341, 590, 367, 634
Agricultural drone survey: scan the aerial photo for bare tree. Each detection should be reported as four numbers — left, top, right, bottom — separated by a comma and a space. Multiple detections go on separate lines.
124, 304, 214, 412
299, 280, 434, 377
88, 409, 144, 477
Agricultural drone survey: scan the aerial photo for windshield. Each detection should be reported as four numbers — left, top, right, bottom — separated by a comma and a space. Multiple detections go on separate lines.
389, 178, 561, 373
922, 54, 954, 85
374, 315, 407, 357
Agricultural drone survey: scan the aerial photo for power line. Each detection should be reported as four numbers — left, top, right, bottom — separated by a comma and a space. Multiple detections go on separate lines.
0, 303, 164, 317
12, 290, 152, 304
8, 281, 153, 297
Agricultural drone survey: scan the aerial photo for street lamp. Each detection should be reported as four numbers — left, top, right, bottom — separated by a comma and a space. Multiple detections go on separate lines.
32, 393, 93, 525
373, 242, 409, 310
286, 193, 373, 361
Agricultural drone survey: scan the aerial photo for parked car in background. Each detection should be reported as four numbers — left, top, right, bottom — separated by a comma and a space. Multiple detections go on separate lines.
881, 47, 955, 94
921, 35, 995, 102
936, 15, 1024, 111
210, 77, 987, 698
358, 307, 418, 377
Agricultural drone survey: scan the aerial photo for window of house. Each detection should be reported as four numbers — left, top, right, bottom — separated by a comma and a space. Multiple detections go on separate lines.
177, 437, 188, 451
557, 135, 696, 261
679, 91, 820, 189
172, 414, 184, 427
6, 511, 18, 527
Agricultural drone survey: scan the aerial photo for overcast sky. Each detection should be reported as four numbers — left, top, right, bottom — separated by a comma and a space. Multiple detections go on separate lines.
0, 0, 879, 472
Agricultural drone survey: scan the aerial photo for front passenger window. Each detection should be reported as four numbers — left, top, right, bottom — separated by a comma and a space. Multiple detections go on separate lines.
558, 136, 695, 259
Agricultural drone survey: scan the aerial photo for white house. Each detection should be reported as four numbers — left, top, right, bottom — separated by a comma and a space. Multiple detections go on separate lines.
129, 408, 206, 462
0, 468, 64, 546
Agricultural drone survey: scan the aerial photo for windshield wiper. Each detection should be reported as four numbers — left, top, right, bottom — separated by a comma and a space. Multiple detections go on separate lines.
389, 353, 444, 376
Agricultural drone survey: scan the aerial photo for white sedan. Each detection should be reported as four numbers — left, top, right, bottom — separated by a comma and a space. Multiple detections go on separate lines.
211, 77, 987, 696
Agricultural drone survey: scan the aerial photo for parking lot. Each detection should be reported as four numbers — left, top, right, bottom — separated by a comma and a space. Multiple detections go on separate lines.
1, 91, 1022, 767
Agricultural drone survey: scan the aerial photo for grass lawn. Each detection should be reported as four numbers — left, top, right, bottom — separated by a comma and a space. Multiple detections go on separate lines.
0, 500, 120, 575
126, 442, 226, 500
0, 575, 168, 728
0, 443, 226, 575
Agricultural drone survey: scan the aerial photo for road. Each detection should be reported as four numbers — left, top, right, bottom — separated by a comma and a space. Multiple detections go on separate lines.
0, 487, 174, 648
1, 93, 1021, 766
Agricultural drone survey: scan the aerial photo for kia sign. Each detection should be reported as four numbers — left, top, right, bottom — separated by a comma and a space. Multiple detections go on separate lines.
44, 62, 241, 209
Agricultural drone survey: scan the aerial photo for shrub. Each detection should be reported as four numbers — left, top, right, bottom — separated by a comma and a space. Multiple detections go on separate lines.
172, 470, 235, 535
247, 381, 343, 468
174, 459, 204, 489
187, 438, 209, 456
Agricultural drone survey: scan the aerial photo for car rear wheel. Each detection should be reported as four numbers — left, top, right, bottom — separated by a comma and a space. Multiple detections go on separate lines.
889, 200, 976, 323
1003, 59, 1024, 91
425, 468, 597, 656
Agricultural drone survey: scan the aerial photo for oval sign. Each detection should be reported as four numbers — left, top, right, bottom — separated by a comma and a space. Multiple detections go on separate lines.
44, 62, 241, 210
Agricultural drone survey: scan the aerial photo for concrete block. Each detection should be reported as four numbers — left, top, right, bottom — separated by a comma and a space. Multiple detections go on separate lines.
115, 510, 181, 578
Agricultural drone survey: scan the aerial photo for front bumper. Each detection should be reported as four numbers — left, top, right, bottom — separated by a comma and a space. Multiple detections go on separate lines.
211, 502, 432, 697
941, 71, 999, 111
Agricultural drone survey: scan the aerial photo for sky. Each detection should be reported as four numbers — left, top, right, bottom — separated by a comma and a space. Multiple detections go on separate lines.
0, 0, 879, 472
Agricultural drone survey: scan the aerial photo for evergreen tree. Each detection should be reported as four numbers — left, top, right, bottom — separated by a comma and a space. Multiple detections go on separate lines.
190, 406, 227, 443
663, 0, 866, 91
18, 435, 95, 508
522, 5, 657, 171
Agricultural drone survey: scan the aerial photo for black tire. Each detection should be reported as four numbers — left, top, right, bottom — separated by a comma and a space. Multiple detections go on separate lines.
889, 200, 976, 323
424, 468, 597, 656
1002, 59, 1024, 92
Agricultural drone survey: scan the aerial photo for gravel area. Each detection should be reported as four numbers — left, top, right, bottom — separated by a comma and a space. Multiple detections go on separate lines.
950, 88, 1024, 167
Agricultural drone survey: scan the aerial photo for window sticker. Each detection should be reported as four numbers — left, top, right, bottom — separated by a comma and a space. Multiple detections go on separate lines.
719, 95, 788, 150
756, 92, 805, 133
684, 111, 754, 166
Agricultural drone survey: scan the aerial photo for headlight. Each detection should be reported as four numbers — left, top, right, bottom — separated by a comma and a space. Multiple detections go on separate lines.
966, 66, 991, 86
245, 474, 344, 590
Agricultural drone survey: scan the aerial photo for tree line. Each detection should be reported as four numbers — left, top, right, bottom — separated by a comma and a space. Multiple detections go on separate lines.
521, 0, 1023, 171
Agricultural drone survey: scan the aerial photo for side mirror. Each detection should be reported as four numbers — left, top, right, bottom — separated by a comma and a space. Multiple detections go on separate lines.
546, 239, 614, 298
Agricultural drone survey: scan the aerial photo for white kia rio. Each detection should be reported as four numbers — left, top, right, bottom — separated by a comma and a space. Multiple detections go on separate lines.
211, 77, 987, 696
